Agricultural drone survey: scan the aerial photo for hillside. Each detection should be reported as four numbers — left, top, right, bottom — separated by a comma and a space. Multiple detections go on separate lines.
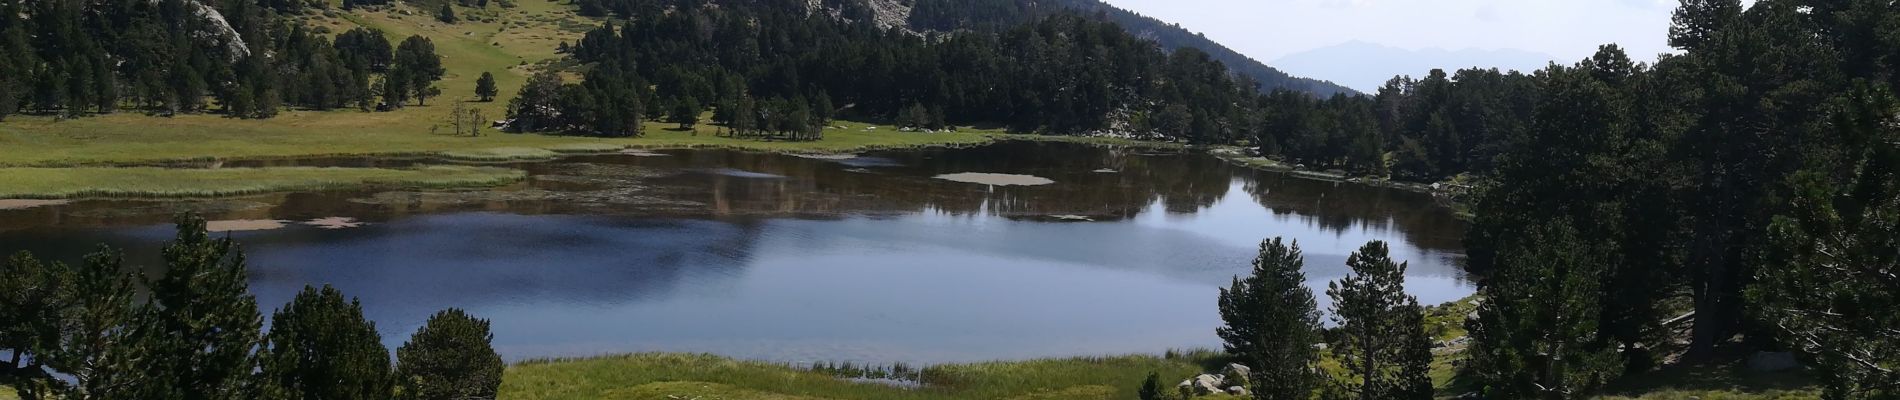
894, 0, 1360, 97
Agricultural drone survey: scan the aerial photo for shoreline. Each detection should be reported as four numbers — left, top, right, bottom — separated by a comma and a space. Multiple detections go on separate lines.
0, 127, 1467, 208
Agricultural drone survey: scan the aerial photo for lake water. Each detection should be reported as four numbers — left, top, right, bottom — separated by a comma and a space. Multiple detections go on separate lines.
0, 142, 1470, 365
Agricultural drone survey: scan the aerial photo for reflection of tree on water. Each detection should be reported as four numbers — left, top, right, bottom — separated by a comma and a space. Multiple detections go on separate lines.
668, 143, 1236, 220
1241, 173, 1465, 253
0, 143, 1463, 257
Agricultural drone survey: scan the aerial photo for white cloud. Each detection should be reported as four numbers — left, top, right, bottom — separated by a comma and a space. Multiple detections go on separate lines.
1101, 0, 1680, 64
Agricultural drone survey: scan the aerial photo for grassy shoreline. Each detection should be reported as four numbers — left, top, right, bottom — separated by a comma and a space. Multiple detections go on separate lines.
499, 352, 1235, 400
0, 115, 1005, 167
0, 166, 525, 199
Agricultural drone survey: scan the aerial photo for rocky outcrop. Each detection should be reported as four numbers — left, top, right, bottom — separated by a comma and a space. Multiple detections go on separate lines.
1173, 365, 1253, 397
1219, 363, 1251, 379
859, 0, 910, 30
145, 0, 250, 60
1177, 374, 1226, 396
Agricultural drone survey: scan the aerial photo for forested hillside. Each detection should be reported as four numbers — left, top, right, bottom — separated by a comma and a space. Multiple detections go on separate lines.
902, 0, 1360, 97
517, 0, 1260, 142
0, 0, 453, 120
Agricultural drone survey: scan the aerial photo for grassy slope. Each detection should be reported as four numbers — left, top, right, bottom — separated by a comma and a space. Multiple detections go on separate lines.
0, 0, 1003, 198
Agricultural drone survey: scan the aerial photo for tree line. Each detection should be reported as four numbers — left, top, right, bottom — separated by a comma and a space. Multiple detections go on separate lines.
0, 215, 505, 400
512, 0, 1258, 143
1214, 0, 1900, 398
0, 0, 453, 121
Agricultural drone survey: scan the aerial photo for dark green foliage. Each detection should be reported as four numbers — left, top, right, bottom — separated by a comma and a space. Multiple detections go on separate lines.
1462, 46, 1676, 377
475, 72, 498, 102
0, 0, 383, 118
1463, 221, 1620, 399
0, 251, 73, 400
1139, 372, 1164, 400
811, 91, 834, 127
671, 95, 700, 130
2, 217, 513, 400
262, 285, 393, 400
55, 249, 140, 399
392, 36, 446, 107
335, 28, 395, 73
503, 60, 645, 137
507, 70, 564, 132
437, 4, 458, 24
113, 214, 265, 400
1327, 241, 1431, 400
1216, 238, 1320, 399
1754, 85, 1900, 400
395, 308, 505, 400
564, 11, 1255, 140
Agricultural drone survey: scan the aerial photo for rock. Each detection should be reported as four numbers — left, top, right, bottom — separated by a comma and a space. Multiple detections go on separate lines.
1747, 351, 1800, 372
1219, 363, 1251, 379
1176, 374, 1225, 395
1227, 386, 1249, 396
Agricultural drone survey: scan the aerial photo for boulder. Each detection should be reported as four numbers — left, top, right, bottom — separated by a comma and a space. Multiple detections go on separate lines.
1178, 374, 1224, 395
1747, 351, 1800, 372
1227, 386, 1249, 396
1220, 363, 1251, 379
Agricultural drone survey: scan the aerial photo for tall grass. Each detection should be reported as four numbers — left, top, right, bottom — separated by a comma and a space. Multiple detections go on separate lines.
500, 351, 1226, 400
0, 166, 525, 199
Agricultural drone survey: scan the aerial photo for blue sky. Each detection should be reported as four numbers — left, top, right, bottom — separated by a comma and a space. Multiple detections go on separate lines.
1100, 0, 1685, 64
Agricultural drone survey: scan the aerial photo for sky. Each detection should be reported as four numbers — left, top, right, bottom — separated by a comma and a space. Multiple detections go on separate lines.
1099, 0, 1685, 65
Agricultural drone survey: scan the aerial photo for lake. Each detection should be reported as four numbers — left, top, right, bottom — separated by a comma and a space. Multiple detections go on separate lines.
0, 141, 1470, 365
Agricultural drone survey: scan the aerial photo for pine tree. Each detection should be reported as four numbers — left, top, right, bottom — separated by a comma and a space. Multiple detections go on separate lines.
0, 245, 144, 400
56, 248, 140, 400
1463, 221, 1619, 400
393, 36, 446, 106
261, 285, 392, 400
1139, 372, 1164, 400
475, 72, 497, 102
395, 309, 504, 400
1754, 86, 1900, 400
1328, 241, 1432, 400
437, 4, 458, 24
1216, 238, 1320, 399
0, 252, 73, 400
116, 214, 265, 400
671, 96, 699, 130
812, 91, 834, 127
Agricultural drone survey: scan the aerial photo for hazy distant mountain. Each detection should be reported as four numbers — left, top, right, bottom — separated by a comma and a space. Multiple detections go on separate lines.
890, 0, 1360, 97
1272, 41, 1558, 93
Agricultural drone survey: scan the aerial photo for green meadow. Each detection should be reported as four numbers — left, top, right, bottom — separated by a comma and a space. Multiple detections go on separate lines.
0, 0, 1004, 199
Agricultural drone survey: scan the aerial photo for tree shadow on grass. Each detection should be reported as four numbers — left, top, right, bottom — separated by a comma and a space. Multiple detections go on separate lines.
1597, 359, 1818, 397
